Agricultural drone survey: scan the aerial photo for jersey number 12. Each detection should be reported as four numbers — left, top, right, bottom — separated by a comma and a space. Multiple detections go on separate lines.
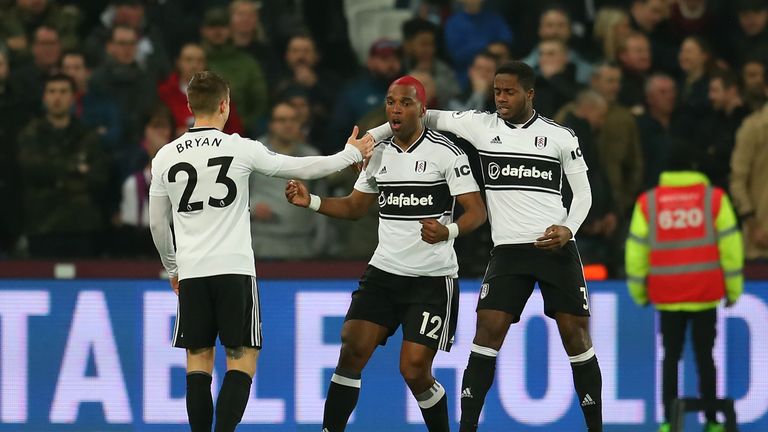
169, 157, 237, 212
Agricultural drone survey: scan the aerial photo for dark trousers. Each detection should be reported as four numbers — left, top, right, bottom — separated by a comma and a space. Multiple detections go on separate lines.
660, 309, 718, 423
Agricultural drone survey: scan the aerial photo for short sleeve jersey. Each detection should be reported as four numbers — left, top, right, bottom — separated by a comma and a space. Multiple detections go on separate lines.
150, 127, 299, 280
438, 110, 588, 245
355, 128, 479, 277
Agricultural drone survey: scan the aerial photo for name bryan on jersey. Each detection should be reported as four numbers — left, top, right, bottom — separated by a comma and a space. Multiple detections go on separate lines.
175, 137, 222, 153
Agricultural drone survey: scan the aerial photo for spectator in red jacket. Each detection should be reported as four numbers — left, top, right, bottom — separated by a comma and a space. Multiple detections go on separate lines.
157, 42, 244, 137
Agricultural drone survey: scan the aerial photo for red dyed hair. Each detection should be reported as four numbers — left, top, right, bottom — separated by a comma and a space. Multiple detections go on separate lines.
389, 75, 427, 109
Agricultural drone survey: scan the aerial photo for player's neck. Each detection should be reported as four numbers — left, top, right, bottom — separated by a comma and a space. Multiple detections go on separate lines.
192, 116, 225, 131
392, 125, 424, 152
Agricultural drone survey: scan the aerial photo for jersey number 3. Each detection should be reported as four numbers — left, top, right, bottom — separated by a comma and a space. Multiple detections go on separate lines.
169, 157, 237, 212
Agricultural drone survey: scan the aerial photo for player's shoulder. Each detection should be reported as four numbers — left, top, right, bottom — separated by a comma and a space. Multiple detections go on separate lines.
449, 109, 497, 125
423, 128, 465, 158
533, 113, 578, 141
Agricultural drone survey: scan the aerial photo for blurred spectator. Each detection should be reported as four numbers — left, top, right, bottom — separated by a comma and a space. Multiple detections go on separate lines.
556, 63, 644, 218
593, 7, 632, 62
83, 0, 171, 81
486, 40, 511, 64
61, 50, 122, 149
327, 38, 401, 155
201, 6, 268, 132
668, 0, 718, 40
629, 0, 678, 73
637, 74, 684, 188
112, 104, 172, 257
408, 70, 438, 108
279, 85, 323, 146
10, 25, 61, 110
275, 34, 337, 138
561, 90, 619, 271
156, 43, 244, 137
678, 35, 716, 114
401, 18, 460, 108
729, 0, 768, 67
89, 25, 156, 176
17, 74, 107, 258
687, 71, 749, 191
0, 0, 80, 57
249, 102, 329, 259
229, 0, 278, 86
731, 96, 768, 260
523, 6, 593, 84
448, 50, 497, 112
444, 0, 513, 89
741, 58, 767, 111
0, 46, 30, 255
617, 31, 654, 112
533, 38, 581, 118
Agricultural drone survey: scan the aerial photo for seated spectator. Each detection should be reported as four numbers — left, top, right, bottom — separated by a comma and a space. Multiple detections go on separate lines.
448, 50, 497, 112
249, 102, 330, 258
668, 0, 717, 41
157, 43, 244, 137
89, 25, 157, 177
84, 0, 170, 81
17, 74, 108, 258
274, 34, 337, 136
636, 74, 688, 188
741, 58, 768, 111
0, 0, 80, 57
61, 50, 122, 149
10, 25, 61, 112
112, 105, 173, 257
523, 6, 594, 84
629, 0, 678, 73
201, 7, 268, 132
444, 0, 512, 89
617, 31, 654, 112
327, 38, 401, 155
229, 0, 278, 86
0, 46, 31, 256
279, 85, 323, 146
593, 7, 632, 62
534, 38, 581, 118
689, 71, 750, 191
678, 35, 716, 115
561, 90, 619, 272
401, 18, 460, 108
728, 0, 768, 68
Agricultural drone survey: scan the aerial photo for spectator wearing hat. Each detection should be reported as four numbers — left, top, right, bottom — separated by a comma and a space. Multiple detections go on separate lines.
728, 0, 768, 67
326, 38, 401, 155
201, 6, 268, 133
84, 0, 171, 81
443, 0, 512, 90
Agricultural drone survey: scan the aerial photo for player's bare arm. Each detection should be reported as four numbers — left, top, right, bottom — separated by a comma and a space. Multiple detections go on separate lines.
420, 191, 487, 244
285, 179, 376, 220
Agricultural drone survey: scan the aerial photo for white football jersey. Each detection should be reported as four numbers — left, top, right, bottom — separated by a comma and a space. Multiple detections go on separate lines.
150, 127, 361, 280
424, 110, 588, 245
355, 128, 480, 277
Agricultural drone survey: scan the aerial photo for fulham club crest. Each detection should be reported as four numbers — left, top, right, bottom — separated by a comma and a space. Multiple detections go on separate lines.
534, 136, 548, 149
415, 160, 427, 173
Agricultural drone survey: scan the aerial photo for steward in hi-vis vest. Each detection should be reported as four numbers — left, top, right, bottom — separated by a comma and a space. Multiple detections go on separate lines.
625, 167, 744, 432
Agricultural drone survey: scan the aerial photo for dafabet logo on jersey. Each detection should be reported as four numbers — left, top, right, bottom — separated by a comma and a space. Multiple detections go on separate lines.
487, 162, 553, 181
379, 191, 435, 208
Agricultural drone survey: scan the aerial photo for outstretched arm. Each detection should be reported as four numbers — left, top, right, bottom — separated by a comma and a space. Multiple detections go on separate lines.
285, 179, 376, 220
366, 110, 478, 144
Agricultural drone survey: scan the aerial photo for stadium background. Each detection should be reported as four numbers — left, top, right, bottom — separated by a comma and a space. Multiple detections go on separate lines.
3, 0, 768, 430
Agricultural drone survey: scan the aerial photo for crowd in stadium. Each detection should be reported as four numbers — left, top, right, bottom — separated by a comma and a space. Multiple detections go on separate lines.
0, 0, 767, 277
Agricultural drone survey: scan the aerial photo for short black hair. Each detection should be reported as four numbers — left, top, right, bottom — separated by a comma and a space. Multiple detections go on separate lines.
710, 69, 739, 89
495, 61, 536, 91
44, 73, 76, 93
402, 18, 438, 41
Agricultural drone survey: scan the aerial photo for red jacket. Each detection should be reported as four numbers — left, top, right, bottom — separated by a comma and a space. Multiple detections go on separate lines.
157, 72, 244, 135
